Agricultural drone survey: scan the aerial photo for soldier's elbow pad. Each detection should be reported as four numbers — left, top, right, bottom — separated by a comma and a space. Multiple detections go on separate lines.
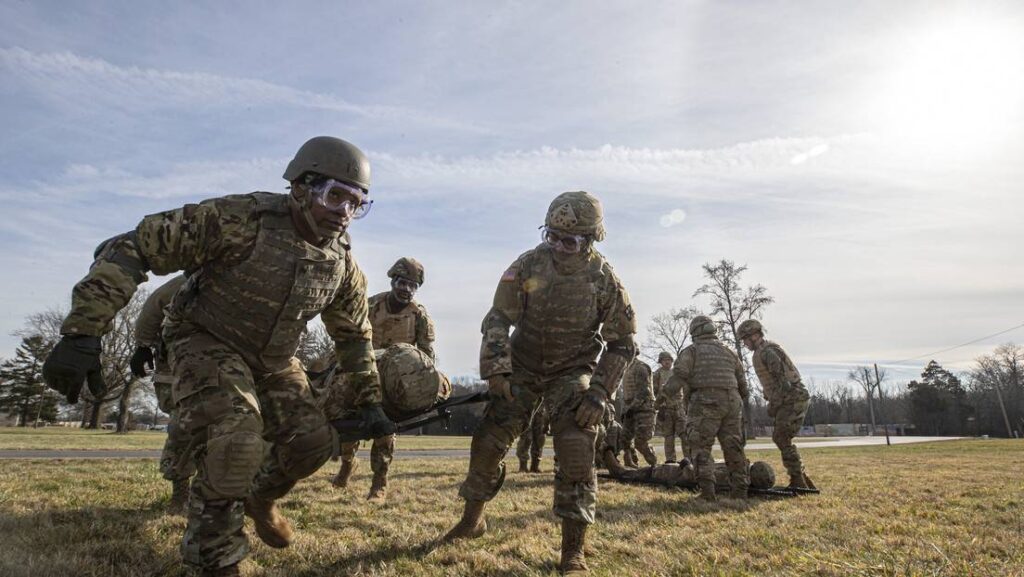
605, 338, 635, 359
94, 231, 150, 283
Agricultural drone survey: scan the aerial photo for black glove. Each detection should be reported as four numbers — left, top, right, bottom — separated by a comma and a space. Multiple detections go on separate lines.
42, 335, 106, 404
361, 404, 397, 438
129, 346, 155, 378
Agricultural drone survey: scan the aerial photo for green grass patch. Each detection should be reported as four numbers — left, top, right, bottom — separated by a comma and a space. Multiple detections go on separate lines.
1, 440, 1021, 576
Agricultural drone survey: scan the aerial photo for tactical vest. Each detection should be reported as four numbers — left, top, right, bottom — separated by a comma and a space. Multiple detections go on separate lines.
510, 246, 606, 375
179, 195, 346, 373
621, 360, 653, 404
368, 292, 418, 349
653, 367, 680, 407
689, 339, 740, 391
753, 341, 804, 403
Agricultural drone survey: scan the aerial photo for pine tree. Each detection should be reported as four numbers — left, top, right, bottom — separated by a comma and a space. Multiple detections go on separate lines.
0, 335, 59, 426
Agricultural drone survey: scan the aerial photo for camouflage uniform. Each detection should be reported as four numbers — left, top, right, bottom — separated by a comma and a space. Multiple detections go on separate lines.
654, 363, 687, 462
663, 318, 749, 500
515, 395, 551, 468
605, 459, 777, 492
336, 289, 436, 497
620, 359, 657, 466
59, 191, 380, 572
595, 403, 623, 467
135, 275, 195, 483
752, 340, 810, 481
457, 241, 636, 525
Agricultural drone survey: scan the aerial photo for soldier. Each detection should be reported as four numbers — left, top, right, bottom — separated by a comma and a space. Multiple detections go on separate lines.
331, 257, 435, 502
442, 191, 636, 575
515, 397, 551, 472
130, 274, 193, 514
620, 353, 657, 467
42, 136, 394, 577
653, 351, 687, 463
594, 403, 623, 469
662, 316, 749, 501
738, 319, 814, 489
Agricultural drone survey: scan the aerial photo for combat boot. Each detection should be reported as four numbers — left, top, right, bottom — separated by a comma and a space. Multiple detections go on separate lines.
367, 473, 387, 503
601, 449, 627, 476
559, 518, 589, 575
168, 478, 189, 515
622, 449, 638, 469
332, 460, 357, 489
518, 458, 529, 472
243, 495, 294, 548
530, 457, 542, 473
788, 473, 808, 489
198, 563, 240, 577
441, 500, 487, 542
698, 481, 717, 502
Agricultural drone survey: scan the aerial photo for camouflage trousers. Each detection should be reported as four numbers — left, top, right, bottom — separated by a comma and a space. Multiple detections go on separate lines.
595, 406, 622, 466
458, 368, 599, 524
340, 434, 395, 480
622, 406, 657, 466
686, 389, 748, 494
154, 379, 196, 481
167, 324, 334, 571
659, 404, 687, 463
770, 391, 810, 478
515, 397, 550, 462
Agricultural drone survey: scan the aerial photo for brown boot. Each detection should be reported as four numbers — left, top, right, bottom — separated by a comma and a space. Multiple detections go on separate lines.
602, 449, 627, 477
367, 473, 387, 503
332, 460, 357, 489
788, 472, 808, 489
441, 500, 487, 542
199, 564, 240, 577
518, 458, 529, 472
559, 518, 589, 575
243, 496, 294, 548
622, 449, 638, 469
168, 478, 189, 515
530, 457, 542, 473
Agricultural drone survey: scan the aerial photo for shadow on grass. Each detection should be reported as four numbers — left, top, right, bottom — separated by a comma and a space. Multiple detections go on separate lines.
0, 505, 183, 577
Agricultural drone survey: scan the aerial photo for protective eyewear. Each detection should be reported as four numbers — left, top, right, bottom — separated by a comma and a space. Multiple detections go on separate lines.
393, 277, 420, 292
541, 226, 587, 253
312, 179, 373, 219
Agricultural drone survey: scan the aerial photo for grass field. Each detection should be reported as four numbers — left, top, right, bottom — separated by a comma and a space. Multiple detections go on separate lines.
0, 439, 1021, 576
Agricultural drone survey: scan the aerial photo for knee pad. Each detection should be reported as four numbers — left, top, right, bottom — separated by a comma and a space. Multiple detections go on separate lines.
204, 425, 265, 499
552, 425, 596, 482
278, 424, 335, 480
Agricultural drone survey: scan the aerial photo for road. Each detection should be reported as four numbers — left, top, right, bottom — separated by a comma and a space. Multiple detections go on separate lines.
0, 436, 964, 460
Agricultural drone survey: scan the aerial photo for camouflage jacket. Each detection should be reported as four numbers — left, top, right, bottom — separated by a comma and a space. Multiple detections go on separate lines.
60, 191, 380, 406
663, 335, 749, 407
653, 366, 682, 409
752, 340, 807, 407
479, 244, 636, 396
134, 275, 187, 348
367, 291, 435, 359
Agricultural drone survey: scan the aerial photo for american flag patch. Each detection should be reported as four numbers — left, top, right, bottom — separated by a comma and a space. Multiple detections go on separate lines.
500, 267, 516, 282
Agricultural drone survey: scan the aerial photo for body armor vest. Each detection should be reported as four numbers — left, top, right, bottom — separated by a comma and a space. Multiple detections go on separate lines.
510, 246, 605, 375
653, 367, 680, 407
690, 339, 740, 391
753, 341, 804, 403
178, 195, 346, 373
621, 360, 653, 404
368, 292, 418, 349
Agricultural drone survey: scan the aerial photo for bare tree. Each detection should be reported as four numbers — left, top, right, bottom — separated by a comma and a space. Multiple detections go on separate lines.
642, 306, 700, 362
693, 259, 774, 436
848, 365, 885, 433
296, 322, 334, 371
971, 343, 1022, 438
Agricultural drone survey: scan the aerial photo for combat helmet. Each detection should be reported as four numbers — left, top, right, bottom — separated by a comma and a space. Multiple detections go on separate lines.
737, 319, 764, 340
388, 257, 425, 285
749, 461, 776, 490
689, 315, 716, 338
545, 191, 606, 241
283, 136, 371, 190
658, 351, 673, 362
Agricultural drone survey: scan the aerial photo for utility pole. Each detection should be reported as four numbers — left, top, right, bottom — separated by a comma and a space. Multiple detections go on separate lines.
874, 363, 891, 446
992, 383, 1014, 438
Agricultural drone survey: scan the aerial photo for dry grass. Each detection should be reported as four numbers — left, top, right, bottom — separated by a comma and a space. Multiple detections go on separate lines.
0, 440, 1021, 577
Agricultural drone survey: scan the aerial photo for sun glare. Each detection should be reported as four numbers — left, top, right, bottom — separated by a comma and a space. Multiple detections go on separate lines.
873, 14, 1024, 158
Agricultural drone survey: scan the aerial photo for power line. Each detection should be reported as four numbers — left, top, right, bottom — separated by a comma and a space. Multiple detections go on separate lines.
890, 321, 1024, 365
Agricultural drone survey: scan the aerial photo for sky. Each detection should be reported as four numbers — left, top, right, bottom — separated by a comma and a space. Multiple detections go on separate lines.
1, 0, 1023, 392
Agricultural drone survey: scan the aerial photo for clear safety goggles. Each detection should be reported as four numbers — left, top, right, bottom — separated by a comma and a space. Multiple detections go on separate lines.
311, 178, 373, 219
541, 226, 588, 253
393, 277, 420, 292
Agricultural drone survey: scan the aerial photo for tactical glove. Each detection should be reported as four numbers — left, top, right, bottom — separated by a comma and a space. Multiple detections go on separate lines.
488, 374, 515, 402
361, 404, 397, 438
129, 346, 155, 378
574, 387, 606, 428
42, 335, 106, 404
